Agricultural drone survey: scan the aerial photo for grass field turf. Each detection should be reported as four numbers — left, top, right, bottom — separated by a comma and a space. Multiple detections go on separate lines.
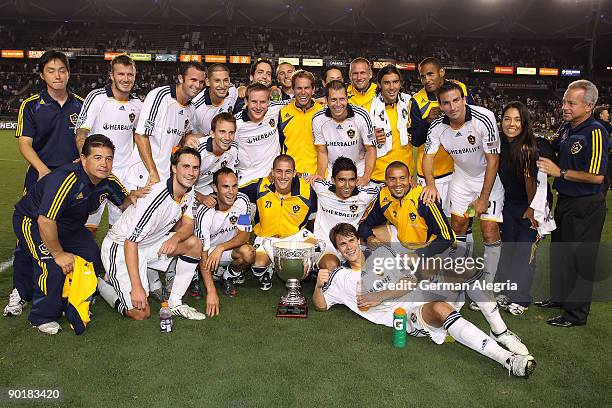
0, 129, 610, 407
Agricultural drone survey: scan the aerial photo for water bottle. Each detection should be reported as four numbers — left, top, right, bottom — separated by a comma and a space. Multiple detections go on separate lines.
160, 302, 173, 333
356, 280, 369, 312
392, 307, 407, 348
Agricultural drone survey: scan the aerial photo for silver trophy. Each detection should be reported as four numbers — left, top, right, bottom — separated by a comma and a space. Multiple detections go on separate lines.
272, 241, 318, 318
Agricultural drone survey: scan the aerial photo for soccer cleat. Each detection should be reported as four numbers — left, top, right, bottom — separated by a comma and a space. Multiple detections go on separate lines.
3, 288, 26, 317
171, 304, 206, 320
492, 329, 530, 356
495, 294, 511, 310
221, 278, 237, 298
189, 279, 203, 300
259, 271, 272, 291
34, 321, 62, 335
468, 301, 480, 311
507, 303, 528, 316
233, 272, 246, 285
150, 288, 165, 303
505, 354, 536, 378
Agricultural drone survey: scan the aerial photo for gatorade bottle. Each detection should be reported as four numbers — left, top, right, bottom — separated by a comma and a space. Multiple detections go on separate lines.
464, 203, 476, 218
160, 302, 173, 333
393, 307, 407, 348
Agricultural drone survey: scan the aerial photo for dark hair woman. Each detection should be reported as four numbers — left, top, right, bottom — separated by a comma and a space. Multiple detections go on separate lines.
495, 101, 554, 316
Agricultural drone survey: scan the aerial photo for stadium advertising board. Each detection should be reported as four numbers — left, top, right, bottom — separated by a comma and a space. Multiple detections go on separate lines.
491, 82, 548, 90
494, 66, 514, 74
373, 61, 394, 69
473, 68, 491, 73
561, 69, 581, 77
302, 58, 323, 67
1, 50, 24, 58
229, 56, 251, 64
539, 68, 559, 76
180, 54, 202, 62
155, 54, 177, 62
205, 55, 227, 63
27, 50, 45, 59
0, 121, 17, 130
104, 52, 125, 60
130, 53, 152, 61
327, 60, 346, 67
279, 57, 300, 65
517, 67, 537, 75
395, 62, 416, 71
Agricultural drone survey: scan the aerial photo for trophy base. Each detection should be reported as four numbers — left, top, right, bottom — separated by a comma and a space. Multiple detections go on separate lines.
276, 302, 308, 318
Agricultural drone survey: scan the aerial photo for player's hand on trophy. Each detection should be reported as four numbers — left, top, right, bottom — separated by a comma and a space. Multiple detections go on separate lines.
420, 184, 440, 204
316, 269, 330, 288
131, 286, 148, 310
206, 290, 220, 317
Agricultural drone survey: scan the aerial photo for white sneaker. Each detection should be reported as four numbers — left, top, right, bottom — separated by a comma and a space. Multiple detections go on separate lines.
3, 288, 26, 317
505, 354, 536, 378
492, 329, 530, 356
507, 303, 528, 316
34, 321, 62, 335
170, 304, 206, 320
468, 301, 480, 311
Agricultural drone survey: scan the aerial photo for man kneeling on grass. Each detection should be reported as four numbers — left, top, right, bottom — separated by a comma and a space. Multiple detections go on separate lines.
313, 223, 536, 378
98, 147, 206, 321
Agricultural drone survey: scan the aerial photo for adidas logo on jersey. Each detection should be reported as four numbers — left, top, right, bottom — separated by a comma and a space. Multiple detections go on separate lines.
336, 124, 343, 130
455, 132, 462, 138
119, 106, 126, 111
76, 192, 84, 200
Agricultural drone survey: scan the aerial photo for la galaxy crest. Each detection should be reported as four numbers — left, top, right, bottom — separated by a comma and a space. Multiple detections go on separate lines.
349, 204, 358, 213
69, 113, 78, 125
292, 204, 300, 213
571, 141, 582, 154
229, 215, 238, 224
269, 118, 276, 128
347, 129, 356, 139
129, 112, 136, 123
467, 135, 476, 145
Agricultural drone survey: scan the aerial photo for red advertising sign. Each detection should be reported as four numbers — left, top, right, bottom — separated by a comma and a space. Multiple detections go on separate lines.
539, 68, 559, 76
1, 50, 24, 58
494, 66, 514, 74
179, 54, 202, 62
229, 56, 251, 64
27, 50, 45, 59
104, 52, 125, 61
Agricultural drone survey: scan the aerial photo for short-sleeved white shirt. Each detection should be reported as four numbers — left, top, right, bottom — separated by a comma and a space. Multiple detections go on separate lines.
425, 104, 500, 179
191, 86, 238, 135
195, 136, 239, 195
193, 192, 251, 250
312, 104, 375, 177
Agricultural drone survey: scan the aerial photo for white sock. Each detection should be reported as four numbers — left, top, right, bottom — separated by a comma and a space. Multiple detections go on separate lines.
444, 311, 512, 366
464, 271, 508, 334
483, 240, 502, 284
168, 256, 199, 308
454, 234, 468, 258
97, 277, 121, 313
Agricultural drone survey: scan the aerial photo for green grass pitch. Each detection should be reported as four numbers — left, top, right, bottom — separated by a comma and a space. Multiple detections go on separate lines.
0, 129, 610, 407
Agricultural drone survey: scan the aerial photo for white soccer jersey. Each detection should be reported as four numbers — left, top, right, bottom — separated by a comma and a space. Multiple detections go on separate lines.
195, 136, 239, 195
312, 104, 375, 177
234, 103, 283, 184
322, 247, 411, 325
312, 180, 379, 245
425, 104, 500, 178
191, 86, 238, 135
76, 85, 143, 170
194, 192, 251, 251
126, 85, 195, 187
106, 178, 195, 248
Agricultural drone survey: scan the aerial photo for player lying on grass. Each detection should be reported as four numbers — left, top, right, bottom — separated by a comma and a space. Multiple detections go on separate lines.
97, 147, 206, 321
359, 161, 528, 355
313, 223, 536, 378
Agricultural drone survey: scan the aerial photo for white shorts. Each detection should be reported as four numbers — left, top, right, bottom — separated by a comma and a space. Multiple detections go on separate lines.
87, 166, 130, 227
418, 175, 451, 217
101, 233, 174, 313
399, 288, 462, 345
448, 173, 504, 223
254, 229, 316, 263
